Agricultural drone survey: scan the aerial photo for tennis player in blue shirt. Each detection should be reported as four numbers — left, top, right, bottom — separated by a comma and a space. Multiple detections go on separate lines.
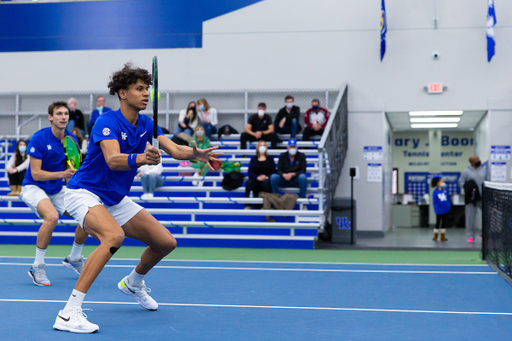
22, 101, 89, 287
53, 63, 222, 334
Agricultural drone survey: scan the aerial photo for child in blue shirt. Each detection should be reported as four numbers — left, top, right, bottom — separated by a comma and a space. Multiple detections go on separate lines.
431, 175, 450, 241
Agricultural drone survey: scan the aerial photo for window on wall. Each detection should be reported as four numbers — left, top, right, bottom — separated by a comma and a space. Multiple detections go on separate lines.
392, 168, 398, 194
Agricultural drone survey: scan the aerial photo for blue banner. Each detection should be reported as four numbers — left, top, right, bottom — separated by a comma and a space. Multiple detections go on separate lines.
487, 0, 497, 62
380, 0, 387, 61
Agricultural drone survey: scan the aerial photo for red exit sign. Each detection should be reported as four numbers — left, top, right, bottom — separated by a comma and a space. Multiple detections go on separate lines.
428, 83, 443, 93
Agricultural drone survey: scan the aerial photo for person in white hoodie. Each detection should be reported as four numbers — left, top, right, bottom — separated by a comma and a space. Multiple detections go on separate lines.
6, 139, 30, 196
137, 161, 164, 200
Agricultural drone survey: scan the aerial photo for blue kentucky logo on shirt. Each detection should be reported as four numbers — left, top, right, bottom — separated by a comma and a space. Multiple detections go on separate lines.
337, 217, 351, 230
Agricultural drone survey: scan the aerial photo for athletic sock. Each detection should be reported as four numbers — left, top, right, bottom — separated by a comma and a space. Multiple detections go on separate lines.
34, 247, 46, 266
68, 242, 84, 261
63, 289, 86, 314
127, 269, 145, 288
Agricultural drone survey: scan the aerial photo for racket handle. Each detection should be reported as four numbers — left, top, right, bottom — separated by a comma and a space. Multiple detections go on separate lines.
152, 137, 159, 149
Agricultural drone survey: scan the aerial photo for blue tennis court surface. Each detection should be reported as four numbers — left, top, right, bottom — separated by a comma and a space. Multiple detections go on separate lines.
0, 257, 510, 340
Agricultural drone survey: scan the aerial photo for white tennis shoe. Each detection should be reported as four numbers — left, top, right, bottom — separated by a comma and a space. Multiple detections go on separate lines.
53, 308, 99, 334
118, 276, 158, 311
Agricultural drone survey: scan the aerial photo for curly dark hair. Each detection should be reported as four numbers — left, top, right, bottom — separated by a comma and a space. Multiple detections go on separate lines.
431, 177, 442, 188
108, 63, 153, 98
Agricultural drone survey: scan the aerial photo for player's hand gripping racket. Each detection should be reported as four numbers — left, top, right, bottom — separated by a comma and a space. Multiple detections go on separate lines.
151, 56, 159, 149
64, 136, 82, 170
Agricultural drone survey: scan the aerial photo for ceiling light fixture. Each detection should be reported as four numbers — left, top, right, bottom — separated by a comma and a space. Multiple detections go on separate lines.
411, 123, 458, 129
410, 117, 461, 123
409, 110, 463, 116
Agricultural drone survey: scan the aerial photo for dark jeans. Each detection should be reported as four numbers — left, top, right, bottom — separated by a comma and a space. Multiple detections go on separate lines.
245, 177, 271, 208
274, 118, 301, 138
202, 122, 217, 139
435, 213, 450, 230
240, 132, 278, 149
302, 127, 324, 141
8, 170, 25, 186
270, 173, 307, 198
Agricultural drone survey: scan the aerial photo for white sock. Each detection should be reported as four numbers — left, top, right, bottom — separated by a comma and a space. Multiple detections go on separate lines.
63, 289, 86, 314
34, 247, 46, 266
127, 269, 145, 287
69, 242, 84, 261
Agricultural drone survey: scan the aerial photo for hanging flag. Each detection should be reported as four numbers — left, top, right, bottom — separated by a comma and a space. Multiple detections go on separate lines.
487, 0, 497, 62
380, 0, 387, 61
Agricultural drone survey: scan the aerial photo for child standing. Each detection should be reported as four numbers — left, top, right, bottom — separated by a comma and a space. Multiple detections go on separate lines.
431, 175, 450, 241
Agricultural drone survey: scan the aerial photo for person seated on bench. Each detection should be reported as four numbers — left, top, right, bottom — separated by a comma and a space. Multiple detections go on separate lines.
303, 98, 329, 141
137, 161, 164, 200
197, 98, 218, 139
174, 101, 200, 137
245, 140, 276, 209
270, 139, 307, 198
190, 125, 211, 186
275, 95, 301, 138
240, 102, 278, 150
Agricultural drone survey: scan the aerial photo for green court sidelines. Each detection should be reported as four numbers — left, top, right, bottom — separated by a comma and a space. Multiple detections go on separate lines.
0, 244, 485, 265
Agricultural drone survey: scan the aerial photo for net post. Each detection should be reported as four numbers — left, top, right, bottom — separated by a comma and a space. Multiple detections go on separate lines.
482, 184, 486, 261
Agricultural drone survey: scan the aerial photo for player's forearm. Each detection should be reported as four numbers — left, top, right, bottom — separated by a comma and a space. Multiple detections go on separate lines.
169, 145, 195, 160
31, 170, 66, 181
104, 153, 144, 170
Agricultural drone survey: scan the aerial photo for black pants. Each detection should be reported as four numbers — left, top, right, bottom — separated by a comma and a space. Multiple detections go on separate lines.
240, 132, 278, 149
302, 127, 324, 141
245, 177, 271, 208
435, 213, 450, 230
8, 170, 25, 186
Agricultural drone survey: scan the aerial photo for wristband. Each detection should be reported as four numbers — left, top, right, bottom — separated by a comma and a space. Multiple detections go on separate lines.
127, 153, 138, 169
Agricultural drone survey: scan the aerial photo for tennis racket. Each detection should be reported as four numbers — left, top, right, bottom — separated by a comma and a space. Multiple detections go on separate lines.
152, 56, 159, 149
64, 135, 82, 171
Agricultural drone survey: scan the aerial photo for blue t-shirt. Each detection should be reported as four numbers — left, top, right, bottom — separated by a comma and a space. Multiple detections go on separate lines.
68, 109, 164, 206
433, 187, 451, 215
23, 127, 78, 195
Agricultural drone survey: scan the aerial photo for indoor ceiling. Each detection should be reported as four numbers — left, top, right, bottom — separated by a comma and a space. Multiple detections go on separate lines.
386, 111, 487, 131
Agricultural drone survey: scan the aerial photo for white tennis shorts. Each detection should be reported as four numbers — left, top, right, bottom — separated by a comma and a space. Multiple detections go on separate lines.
64, 188, 143, 228
21, 185, 66, 217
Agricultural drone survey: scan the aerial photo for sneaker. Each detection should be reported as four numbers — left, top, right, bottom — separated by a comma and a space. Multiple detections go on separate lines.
62, 256, 85, 275
118, 277, 158, 311
468, 238, 475, 243
140, 193, 154, 200
28, 263, 50, 286
53, 308, 99, 334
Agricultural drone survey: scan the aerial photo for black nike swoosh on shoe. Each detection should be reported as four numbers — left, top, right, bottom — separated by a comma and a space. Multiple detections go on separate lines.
127, 286, 136, 294
72, 294, 76, 297
58, 315, 70, 322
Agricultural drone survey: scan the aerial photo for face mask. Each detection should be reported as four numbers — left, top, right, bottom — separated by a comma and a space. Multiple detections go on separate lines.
289, 148, 297, 156
474, 161, 482, 168
97, 106, 104, 111
199, 105, 205, 111
440, 183, 447, 188
286, 103, 293, 109
19, 146, 27, 153
258, 146, 267, 154
312, 105, 319, 111
196, 130, 204, 137
257, 110, 265, 117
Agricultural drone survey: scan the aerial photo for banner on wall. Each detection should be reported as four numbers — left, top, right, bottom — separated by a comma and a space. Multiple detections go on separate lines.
404, 172, 461, 204
490, 146, 510, 161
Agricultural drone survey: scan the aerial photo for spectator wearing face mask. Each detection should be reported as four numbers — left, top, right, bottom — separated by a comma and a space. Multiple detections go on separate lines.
431, 176, 450, 242
190, 125, 211, 186
275, 95, 301, 138
196, 98, 218, 139
245, 140, 276, 209
174, 101, 200, 137
6, 139, 30, 196
240, 103, 278, 150
270, 139, 307, 198
87, 96, 112, 136
303, 99, 330, 141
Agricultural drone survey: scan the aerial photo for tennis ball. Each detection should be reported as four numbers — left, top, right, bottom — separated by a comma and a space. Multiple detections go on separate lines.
150, 89, 161, 102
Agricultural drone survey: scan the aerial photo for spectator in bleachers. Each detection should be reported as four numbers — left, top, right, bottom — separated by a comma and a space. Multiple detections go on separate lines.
87, 96, 112, 136
190, 125, 211, 186
197, 98, 218, 139
174, 101, 200, 137
6, 139, 29, 196
275, 95, 301, 138
303, 99, 329, 141
66, 98, 85, 137
270, 139, 307, 198
240, 103, 278, 149
71, 127, 88, 158
245, 140, 276, 209
137, 161, 164, 200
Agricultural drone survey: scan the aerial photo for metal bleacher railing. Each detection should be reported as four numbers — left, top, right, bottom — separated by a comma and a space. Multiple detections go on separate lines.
0, 86, 347, 244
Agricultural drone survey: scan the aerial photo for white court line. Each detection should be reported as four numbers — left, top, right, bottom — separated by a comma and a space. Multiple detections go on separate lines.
0, 262, 496, 275
0, 298, 510, 316
0, 256, 489, 267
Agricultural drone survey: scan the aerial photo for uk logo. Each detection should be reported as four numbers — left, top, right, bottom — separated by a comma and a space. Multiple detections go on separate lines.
47, 145, 52, 150
102, 128, 111, 136
121, 132, 127, 140
337, 217, 351, 230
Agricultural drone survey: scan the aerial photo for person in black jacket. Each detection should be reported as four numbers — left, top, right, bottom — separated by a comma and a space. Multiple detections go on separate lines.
240, 102, 278, 149
270, 139, 307, 198
66, 98, 85, 137
275, 95, 301, 138
245, 140, 276, 209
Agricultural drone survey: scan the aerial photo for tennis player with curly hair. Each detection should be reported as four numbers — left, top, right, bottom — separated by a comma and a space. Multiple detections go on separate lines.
53, 63, 222, 333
